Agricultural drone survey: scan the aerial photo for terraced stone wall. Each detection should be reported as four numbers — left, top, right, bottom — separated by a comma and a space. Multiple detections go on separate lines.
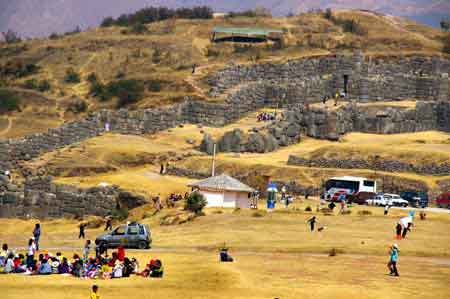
206, 52, 449, 103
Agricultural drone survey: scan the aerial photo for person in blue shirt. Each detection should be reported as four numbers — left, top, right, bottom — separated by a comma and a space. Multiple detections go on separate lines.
38, 259, 52, 275
387, 244, 399, 277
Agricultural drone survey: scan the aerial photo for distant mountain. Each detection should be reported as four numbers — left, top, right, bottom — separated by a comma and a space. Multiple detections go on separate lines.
1, 0, 450, 38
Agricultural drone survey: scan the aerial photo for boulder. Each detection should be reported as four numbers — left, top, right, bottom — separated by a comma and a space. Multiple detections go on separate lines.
218, 129, 244, 152
247, 133, 266, 153
200, 134, 216, 155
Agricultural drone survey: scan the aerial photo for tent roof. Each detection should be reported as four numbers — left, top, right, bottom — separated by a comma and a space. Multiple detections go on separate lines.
213, 26, 283, 36
188, 174, 254, 193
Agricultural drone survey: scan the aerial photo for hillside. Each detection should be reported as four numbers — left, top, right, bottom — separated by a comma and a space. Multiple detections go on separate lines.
1, 0, 450, 37
1, 10, 448, 139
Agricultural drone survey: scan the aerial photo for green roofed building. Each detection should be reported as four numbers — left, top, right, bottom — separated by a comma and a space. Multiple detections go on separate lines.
212, 26, 284, 42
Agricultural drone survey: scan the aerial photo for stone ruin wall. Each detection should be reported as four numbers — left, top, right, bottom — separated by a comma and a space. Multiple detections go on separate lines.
0, 175, 146, 218
206, 52, 450, 103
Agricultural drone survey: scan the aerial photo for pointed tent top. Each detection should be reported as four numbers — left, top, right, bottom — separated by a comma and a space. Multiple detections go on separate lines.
188, 174, 254, 193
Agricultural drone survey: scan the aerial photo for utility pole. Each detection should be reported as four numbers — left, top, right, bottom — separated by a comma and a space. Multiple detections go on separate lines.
212, 143, 217, 177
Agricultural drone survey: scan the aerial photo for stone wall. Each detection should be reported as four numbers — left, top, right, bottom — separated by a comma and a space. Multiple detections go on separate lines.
0, 175, 147, 218
287, 156, 450, 176
206, 53, 449, 103
200, 101, 450, 155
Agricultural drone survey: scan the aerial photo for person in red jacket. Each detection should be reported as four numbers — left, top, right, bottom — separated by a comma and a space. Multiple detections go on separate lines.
117, 246, 125, 262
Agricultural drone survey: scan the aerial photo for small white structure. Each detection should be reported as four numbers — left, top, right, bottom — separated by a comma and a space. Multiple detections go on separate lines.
188, 174, 254, 208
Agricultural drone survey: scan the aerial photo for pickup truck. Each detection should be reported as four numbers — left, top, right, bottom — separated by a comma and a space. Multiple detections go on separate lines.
95, 222, 152, 249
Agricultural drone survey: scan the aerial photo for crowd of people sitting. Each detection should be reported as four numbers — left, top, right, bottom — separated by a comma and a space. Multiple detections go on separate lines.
0, 242, 163, 279
257, 111, 276, 122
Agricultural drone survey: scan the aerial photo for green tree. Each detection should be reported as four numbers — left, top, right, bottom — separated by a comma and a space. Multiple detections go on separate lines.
185, 192, 207, 214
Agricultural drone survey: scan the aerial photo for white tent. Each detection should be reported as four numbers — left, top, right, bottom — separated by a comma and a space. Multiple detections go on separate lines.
188, 174, 255, 208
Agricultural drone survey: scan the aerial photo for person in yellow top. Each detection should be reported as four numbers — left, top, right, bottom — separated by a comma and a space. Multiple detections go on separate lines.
91, 285, 100, 299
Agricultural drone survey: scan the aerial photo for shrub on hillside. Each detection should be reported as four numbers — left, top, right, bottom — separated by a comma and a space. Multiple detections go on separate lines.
64, 68, 81, 83
38, 80, 51, 92
324, 8, 333, 20
185, 192, 207, 214
109, 79, 145, 107
341, 19, 367, 36
87, 72, 98, 84
0, 89, 19, 112
23, 79, 38, 90
101, 17, 115, 27
130, 23, 148, 34
66, 98, 88, 113
1, 60, 39, 78
147, 79, 162, 92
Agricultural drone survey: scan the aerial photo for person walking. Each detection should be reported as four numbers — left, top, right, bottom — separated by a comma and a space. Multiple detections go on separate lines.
307, 216, 317, 232
79, 223, 87, 239
105, 217, 113, 231
33, 223, 41, 251
387, 244, 400, 276
395, 223, 403, 240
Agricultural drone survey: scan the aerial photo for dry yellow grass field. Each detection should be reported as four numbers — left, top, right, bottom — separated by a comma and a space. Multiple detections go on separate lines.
1, 201, 450, 299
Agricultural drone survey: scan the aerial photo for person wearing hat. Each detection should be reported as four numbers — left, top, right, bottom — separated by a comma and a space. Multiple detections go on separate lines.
387, 243, 399, 277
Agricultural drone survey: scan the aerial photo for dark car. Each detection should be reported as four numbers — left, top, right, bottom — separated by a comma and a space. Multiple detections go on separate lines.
95, 222, 152, 249
400, 191, 428, 208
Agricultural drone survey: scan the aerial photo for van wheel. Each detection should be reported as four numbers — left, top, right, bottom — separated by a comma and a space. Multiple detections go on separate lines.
402, 203, 408, 207
138, 241, 148, 249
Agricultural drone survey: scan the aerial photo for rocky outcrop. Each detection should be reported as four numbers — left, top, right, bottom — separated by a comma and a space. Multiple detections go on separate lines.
200, 129, 280, 154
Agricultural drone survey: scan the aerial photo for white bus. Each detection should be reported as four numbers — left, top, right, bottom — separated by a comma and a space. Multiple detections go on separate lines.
324, 176, 377, 201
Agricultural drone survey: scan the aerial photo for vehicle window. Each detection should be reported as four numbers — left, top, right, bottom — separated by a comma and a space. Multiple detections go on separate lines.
448, 196, 450, 200
114, 226, 126, 235
326, 180, 359, 192
139, 225, 145, 235
363, 180, 374, 187
127, 226, 139, 235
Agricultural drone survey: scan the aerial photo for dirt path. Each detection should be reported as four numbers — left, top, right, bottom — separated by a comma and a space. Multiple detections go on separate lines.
0, 117, 14, 136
